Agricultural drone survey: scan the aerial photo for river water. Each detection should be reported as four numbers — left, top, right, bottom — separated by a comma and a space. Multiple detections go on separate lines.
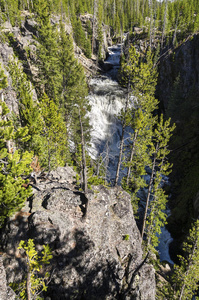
88, 44, 128, 182
88, 44, 174, 264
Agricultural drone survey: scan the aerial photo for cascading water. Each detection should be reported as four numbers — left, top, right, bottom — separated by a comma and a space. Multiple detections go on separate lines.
88, 45, 128, 181
88, 44, 174, 264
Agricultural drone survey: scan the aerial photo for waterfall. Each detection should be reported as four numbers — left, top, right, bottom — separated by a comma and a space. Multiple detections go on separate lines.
88, 45, 128, 181
88, 44, 174, 264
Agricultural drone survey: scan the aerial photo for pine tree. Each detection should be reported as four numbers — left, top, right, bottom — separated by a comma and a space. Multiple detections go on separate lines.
142, 115, 175, 250
172, 219, 199, 300
57, 21, 91, 191
158, 220, 199, 300
35, 0, 62, 103
0, 66, 33, 227
161, 0, 168, 49
8, 59, 43, 155
117, 46, 158, 213
97, 0, 103, 60
11, 239, 52, 300
39, 93, 69, 172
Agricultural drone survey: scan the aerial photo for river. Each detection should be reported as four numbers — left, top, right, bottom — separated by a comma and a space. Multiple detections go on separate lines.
88, 44, 174, 264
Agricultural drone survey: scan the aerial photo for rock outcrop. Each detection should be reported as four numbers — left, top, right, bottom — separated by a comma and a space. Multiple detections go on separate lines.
0, 166, 156, 299
0, 257, 15, 300
80, 13, 112, 60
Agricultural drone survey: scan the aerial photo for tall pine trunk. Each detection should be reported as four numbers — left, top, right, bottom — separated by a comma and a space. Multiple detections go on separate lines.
126, 130, 138, 186
141, 143, 158, 239
26, 257, 32, 300
79, 108, 88, 194
92, 0, 97, 55
115, 80, 130, 186
179, 239, 197, 300
161, 0, 168, 49
149, 0, 153, 48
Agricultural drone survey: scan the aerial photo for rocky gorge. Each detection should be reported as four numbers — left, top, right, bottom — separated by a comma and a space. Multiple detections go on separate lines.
1, 7, 199, 299
0, 15, 157, 300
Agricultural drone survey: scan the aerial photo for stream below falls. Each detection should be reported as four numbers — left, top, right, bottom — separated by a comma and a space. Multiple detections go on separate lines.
88, 44, 174, 265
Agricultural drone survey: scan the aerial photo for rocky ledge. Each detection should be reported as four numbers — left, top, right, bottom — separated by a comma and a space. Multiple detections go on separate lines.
0, 166, 155, 299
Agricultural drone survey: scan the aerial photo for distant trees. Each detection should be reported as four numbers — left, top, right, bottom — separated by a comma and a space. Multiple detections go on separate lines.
1, 0, 199, 49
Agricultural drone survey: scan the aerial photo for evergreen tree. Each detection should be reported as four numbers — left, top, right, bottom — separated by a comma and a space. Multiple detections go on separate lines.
73, 17, 86, 50
158, 220, 199, 299
97, 0, 103, 60
0, 66, 33, 227
11, 239, 52, 300
39, 93, 69, 172
172, 219, 199, 300
35, 0, 62, 103
117, 46, 158, 213
142, 115, 175, 250
58, 21, 91, 191
8, 59, 43, 156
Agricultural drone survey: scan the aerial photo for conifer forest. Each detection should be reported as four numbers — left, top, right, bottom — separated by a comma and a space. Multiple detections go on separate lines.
0, 0, 199, 299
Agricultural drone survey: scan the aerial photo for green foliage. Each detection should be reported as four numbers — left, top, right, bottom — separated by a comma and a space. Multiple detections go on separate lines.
11, 239, 52, 300
144, 115, 175, 251
0, 66, 33, 227
35, 1, 62, 103
8, 59, 43, 154
39, 94, 69, 172
0, 0, 198, 42
172, 220, 199, 299
123, 234, 130, 241
72, 17, 92, 58
119, 46, 158, 211
87, 154, 107, 188
158, 220, 199, 299
118, 46, 175, 255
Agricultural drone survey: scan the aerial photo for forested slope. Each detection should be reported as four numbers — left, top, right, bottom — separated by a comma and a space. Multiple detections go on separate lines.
0, 0, 199, 299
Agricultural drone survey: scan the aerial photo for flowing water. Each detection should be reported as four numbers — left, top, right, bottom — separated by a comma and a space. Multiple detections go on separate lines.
88, 44, 128, 181
88, 44, 174, 264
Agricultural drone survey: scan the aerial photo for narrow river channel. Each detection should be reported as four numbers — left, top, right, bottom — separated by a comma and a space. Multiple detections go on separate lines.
88, 44, 174, 264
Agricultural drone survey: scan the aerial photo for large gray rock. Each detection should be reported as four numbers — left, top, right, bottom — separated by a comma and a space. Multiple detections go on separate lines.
0, 167, 156, 300
0, 257, 15, 300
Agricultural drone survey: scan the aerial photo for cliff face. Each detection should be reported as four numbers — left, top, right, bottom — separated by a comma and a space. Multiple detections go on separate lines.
157, 34, 199, 110
156, 34, 199, 257
0, 166, 156, 299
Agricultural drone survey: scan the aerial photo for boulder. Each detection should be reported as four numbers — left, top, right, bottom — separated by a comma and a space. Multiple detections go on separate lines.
0, 257, 15, 300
